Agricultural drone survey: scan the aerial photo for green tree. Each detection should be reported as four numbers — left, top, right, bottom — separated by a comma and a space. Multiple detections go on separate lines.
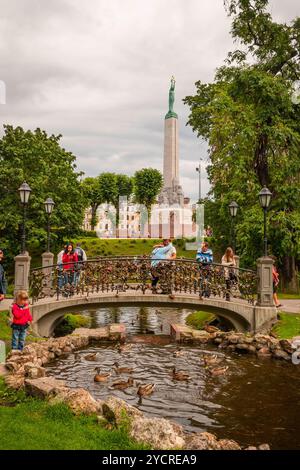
97, 173, 134, 236
81, 177, 103, 230
184, 0, 300, 290
0, 125, 85, 256
133, 168, 163, 236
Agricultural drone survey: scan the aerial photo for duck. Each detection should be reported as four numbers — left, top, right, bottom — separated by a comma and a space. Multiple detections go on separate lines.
173, 347, 185, 358
201, 354, 222, 366
209, 366, 229, 377
172, 367, 190, 381
94, 367, 111, 382
111, 377, 134, 390
113, 362, 134, 374
137, 383, 155, 397
84, 352, 98, 361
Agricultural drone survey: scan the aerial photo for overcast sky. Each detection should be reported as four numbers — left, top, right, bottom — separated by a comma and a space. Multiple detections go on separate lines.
0, 0, 298, 201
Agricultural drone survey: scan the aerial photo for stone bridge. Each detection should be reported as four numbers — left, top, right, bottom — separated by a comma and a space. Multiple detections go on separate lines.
14, 255, 276, 337
31, 291, 276, 337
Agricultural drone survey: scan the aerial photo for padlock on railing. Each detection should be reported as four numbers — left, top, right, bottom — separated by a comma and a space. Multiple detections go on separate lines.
0, 340, 6, 364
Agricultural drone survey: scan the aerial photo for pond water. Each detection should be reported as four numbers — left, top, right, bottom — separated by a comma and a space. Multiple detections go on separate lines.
48, 306, 300, 450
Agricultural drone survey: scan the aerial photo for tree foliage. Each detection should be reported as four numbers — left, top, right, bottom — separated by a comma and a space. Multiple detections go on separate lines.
184, 0, 300, 289
0, 125, 86, 256
133, 168, 163, 212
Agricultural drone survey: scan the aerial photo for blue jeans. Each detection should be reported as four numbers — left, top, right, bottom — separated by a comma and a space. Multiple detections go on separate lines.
11, 325, 28, 351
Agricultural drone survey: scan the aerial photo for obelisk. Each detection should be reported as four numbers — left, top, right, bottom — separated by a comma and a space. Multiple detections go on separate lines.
159, 77, 184, 205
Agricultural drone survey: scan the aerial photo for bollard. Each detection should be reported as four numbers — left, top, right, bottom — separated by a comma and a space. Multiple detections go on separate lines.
0, 340, 6, 363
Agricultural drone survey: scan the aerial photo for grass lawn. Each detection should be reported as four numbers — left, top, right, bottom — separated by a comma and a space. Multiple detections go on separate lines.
0, 310, 45, 351
185, 310, 216, 330
272, 312, 300, 339
0, 378, 148, 450
278, 293, 300, 300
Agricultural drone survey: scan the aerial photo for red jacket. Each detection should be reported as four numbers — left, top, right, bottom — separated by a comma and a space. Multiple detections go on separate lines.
62, 252, 78, 271
12, 303, 32, 325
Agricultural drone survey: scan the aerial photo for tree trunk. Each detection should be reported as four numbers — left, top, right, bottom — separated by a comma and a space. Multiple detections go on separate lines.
254, 133, 269, 187
281, 255, 299, 293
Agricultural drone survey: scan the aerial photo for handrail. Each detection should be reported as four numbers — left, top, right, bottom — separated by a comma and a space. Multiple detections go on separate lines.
30, 256, 256, 274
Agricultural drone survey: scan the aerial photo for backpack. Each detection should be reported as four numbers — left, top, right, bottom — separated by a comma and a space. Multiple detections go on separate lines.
75, 247, 84, 262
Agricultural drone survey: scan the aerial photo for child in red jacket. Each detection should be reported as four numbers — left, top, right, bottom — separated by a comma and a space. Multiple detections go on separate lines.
11, 290, 32, 351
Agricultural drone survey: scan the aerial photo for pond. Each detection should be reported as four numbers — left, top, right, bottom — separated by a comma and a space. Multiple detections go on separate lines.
47, 306, 300, 450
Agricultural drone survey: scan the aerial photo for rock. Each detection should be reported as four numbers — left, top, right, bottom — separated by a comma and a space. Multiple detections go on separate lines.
130, 416, 185, 450
4, 373, 25, 389
53, 388, 102, 415
272, 349, 290, 361
102, 396, 142, 424
236, 343, 250, 352
247, 345, 257, 354
279, 339, 294, 355
25, 376, 66, 398
227, 335, 240, 344
24, 363, 46, 379
257, 347, 272, 357
217, 439, 241, 450
214, 338, 223, 344
185, 432, 240, 450
258, 443, 270, 450
245, 446, 257, 450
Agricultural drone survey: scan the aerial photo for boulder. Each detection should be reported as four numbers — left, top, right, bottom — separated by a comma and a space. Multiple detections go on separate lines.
258, 443, 270, 450
279, 339, 294, 355
257, 347, 272, 357
102, 396, 143, 424
130, 416, 185, 450
25, 376, 66, 398
24, 362, 46, 379
272, 349, 290, 361
185, 432, 240, 450
53, 388, 102, 415
4, 373, 25, 390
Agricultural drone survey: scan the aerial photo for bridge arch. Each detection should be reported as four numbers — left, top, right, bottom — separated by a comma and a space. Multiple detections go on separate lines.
31, 293, 260, 337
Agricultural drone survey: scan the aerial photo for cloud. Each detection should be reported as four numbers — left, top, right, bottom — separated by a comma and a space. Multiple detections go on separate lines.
0, 0, 297, 201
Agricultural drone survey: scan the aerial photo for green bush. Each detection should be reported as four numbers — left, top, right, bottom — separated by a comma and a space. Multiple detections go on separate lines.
186, 311, 216, 330
54, 314, 90, 337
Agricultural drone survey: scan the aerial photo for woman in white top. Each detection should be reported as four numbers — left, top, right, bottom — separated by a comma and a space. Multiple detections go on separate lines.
221, 247, 236, 301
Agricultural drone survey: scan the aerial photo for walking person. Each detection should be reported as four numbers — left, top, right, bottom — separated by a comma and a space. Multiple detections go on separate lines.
221, 247, 236, 301
11, 290, 32, 351
0, 249, 7, 303
270, 256, 282, 308
196, 241, 213, 297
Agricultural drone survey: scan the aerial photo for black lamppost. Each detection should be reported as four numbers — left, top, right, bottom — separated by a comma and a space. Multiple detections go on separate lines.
44, 198, 55, 252
229, 201, 239, 252
259, 187, 272, 257
18, 182, 32, 254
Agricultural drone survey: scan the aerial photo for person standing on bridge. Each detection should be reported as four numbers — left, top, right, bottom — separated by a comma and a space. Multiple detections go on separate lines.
221, 247, 236, 301
74, 243, 87, 285
62, 243, 78, 292
196, 241, 213, 298
151, 239, 176, 293
0, 249, 7, 303
11, 290, 32, 351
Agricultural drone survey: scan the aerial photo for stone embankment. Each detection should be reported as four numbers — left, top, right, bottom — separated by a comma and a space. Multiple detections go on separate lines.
171, 324, 296, 361
2, 324, 269, 451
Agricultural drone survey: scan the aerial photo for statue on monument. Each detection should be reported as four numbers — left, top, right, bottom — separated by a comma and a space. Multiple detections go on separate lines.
165, 76, 178, 120
169, 76, 175, 113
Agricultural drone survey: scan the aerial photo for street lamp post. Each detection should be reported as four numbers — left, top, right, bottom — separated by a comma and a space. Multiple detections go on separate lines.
18, 182, 32, 254
44, 198, 55, 252
229, 201, 239, 252
196, 158, 203, 202
258, 187, 272, 257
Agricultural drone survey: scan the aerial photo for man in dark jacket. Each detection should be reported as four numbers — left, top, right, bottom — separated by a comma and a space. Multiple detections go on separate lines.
0, 249, 7, 302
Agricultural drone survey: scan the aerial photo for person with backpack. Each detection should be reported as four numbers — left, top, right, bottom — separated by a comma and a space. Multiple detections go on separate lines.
74, 243, 87, 285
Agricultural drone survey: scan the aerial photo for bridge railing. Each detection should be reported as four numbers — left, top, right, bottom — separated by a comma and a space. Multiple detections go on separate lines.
29, 256, 257, 305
